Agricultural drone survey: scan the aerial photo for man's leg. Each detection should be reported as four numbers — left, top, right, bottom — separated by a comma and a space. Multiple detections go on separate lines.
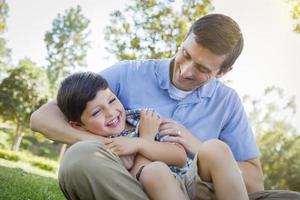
58, 140, 149, 200
249, 190, 300, 200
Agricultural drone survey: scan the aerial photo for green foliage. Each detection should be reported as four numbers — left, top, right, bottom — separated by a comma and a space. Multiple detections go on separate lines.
0, 166, 64, 200
258, 127, 300, 191
104, 0, 213, 60
0, 58, 49, 150
0, 149, 20, 161
45, 5, 91, 94
289, 0, 300, 33
0, 0, 11, 78
244, 86, 300, 191
0, 0, 8, 33
27, 157, 58, 172
0, 149, 58, 172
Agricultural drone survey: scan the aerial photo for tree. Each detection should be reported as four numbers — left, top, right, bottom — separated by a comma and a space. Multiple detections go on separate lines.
104, 0, 213, 60
44, 5, 91, 95
243, 86, 300, 191
0, 58, 49, 151
0, 0, 11, 80
289, 0, 300, 33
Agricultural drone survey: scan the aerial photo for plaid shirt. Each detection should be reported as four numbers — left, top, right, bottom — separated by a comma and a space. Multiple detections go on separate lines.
118, 109, 192, 176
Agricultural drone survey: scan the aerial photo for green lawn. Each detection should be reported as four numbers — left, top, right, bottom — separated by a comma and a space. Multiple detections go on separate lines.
0, 164, 65, 200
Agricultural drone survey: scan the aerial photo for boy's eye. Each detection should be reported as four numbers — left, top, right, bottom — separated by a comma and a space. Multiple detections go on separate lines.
92, 109, 101, 117
109, 98, 116, 104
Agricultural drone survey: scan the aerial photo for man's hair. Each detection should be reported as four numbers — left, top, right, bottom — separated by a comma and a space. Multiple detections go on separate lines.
187, 13, 244, 73
57, 72, 109, 123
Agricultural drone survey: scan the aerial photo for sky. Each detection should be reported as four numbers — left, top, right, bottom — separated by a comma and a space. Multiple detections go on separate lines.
4, 0, 300, 130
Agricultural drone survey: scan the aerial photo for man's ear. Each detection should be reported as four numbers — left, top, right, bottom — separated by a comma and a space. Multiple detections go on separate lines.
216, 66, 233, 78
69, 121, 86, 131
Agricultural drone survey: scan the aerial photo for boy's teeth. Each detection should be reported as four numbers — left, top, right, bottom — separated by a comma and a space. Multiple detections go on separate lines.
108, 117, 118, 126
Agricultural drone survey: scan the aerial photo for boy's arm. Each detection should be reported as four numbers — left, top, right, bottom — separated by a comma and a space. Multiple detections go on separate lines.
137, 138, 187, 167
139, 109, 187, 167
105, 136, 187, 167
30, 100, 103, 144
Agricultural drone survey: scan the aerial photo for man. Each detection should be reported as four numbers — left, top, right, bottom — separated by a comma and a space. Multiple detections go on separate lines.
30, 14, 300, 200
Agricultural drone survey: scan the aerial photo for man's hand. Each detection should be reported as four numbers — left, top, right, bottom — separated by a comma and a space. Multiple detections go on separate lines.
139, 109, 161, 140
104, 137, 140, 156
159, 119, 202, 156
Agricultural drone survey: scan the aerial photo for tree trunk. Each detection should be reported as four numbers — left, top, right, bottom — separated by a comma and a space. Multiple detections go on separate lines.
58, 143, 67, 162
11, 121, 24, 151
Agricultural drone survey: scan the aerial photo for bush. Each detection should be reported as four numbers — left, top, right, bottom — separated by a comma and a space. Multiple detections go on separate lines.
0, 149, 20, 161
28, 157, 58, 172
0, 149, 58, 172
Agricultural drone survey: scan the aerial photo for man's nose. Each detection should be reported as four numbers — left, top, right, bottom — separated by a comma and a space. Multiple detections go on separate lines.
180, 62, 194, 77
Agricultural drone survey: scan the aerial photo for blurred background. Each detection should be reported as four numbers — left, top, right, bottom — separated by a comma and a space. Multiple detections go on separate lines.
0, 0, 299, 199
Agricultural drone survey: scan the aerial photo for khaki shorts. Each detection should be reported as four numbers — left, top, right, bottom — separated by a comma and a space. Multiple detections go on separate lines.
175, 154, 216, 200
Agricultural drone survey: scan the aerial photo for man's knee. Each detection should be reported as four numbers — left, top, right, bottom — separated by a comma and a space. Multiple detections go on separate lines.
58, 140, 120, 186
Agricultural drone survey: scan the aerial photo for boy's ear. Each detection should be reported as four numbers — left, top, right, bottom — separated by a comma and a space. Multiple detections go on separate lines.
69, 121, 85, 131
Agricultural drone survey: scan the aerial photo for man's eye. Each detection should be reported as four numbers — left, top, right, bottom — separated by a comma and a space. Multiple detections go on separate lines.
198, 67, 210, 74
182, 49, 190, 58
109, 98, 116, 104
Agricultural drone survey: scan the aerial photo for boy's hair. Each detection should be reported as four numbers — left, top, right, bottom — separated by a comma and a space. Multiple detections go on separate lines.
187, 13, 244, 73
57, 72, 109, 123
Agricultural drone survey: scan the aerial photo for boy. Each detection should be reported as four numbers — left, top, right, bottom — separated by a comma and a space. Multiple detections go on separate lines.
57, 71, 248, 200
57, 71, 188, 200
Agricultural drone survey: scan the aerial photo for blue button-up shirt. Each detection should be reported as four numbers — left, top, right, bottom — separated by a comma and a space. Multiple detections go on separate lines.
100, 59, 259, 161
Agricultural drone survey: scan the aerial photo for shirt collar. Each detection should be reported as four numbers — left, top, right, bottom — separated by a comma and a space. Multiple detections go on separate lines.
155, 58, 218, 99
197, 78, 218, 98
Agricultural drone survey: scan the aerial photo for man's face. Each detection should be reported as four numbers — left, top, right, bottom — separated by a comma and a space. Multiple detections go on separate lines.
79, 88, 126, 137
171, 33, 230, 91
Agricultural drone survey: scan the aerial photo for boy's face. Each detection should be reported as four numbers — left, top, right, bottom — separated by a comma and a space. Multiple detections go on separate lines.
78, 88, 126, 137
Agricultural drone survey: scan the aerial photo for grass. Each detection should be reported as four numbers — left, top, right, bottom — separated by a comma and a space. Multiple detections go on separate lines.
0, 159, 65, 200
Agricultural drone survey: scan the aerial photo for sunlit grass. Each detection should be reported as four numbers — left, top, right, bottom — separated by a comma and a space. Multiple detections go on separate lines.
0, 159, 64, 200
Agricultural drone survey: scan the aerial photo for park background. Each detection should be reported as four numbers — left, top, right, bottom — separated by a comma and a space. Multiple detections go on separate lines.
0, 0, 299, 199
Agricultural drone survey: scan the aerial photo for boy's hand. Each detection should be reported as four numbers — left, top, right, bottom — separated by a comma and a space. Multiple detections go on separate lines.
119, 154, 135, 170
104, 137, 140, 156
139, 109, 161, 140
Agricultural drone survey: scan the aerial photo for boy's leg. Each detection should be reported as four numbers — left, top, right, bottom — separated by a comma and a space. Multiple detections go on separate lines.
196, 139, 248, 200
139, 161, 189, 200
58, 140, 149, 200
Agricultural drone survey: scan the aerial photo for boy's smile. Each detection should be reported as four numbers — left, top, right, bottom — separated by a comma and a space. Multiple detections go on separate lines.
79, 88, 126, 137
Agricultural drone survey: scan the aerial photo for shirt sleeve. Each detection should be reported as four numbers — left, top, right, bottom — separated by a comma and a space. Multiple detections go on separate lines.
99, 62, 126, 96
219, 90, 260, 161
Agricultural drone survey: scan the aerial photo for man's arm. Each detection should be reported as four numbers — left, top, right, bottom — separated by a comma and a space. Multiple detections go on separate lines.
30, 101, 102, 144
238, 158, 264, 193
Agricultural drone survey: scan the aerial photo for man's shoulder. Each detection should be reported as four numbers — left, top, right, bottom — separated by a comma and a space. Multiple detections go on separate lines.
115, 59, 168, 68
214, 80, 239, 99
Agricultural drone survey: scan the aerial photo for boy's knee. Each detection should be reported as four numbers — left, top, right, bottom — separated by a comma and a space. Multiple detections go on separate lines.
139, 161, 170, 185
197, 139, 234, 165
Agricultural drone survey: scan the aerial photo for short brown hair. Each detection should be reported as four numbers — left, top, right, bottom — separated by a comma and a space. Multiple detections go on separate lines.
57, 72, 109, 123
187, 14, 244, 73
